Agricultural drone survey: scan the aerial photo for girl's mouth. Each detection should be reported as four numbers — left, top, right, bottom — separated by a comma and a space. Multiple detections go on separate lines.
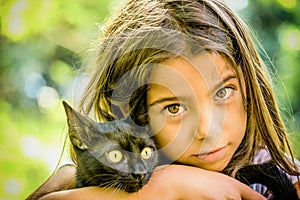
194, 146, 227, 162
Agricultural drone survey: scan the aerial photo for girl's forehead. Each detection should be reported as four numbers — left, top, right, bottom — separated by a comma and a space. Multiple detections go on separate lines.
149, 53, 236, 89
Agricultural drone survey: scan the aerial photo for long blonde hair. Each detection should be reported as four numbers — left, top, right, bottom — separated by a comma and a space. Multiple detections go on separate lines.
77, 0, 299, 176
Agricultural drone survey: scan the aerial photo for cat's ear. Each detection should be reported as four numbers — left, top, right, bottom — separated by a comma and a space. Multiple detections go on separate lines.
62, 101, 97, 150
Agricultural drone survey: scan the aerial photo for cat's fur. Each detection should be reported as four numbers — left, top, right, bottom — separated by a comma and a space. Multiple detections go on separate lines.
63, 101, 158, 192
236, 161, 299, 200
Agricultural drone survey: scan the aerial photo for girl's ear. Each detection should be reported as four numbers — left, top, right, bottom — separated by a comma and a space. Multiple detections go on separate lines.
62, 101, 97, 150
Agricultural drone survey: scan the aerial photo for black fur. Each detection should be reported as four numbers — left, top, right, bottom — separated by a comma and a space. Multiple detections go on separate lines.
63, 101, 158, 192
236, 162, 299, 200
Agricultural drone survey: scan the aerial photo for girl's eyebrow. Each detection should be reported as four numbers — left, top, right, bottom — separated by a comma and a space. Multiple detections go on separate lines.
211, 75, 237, 92
148, 96, 188, 107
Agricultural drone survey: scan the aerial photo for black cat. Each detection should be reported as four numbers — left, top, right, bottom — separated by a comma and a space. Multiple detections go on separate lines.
63, 101, 158, 192
236, 161, 299, 200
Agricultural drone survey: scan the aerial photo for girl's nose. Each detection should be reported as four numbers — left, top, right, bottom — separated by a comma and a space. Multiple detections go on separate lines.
194, 104, 224, 142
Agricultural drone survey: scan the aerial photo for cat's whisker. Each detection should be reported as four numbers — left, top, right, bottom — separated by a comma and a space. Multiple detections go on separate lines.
102, 181, 123, 196
103, 179, 122, 189
114, 184, 123, 195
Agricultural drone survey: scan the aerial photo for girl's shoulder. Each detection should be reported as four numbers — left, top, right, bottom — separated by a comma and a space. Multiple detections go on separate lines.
251, 148, 300, 194
253, 148, 300, 180
253, 148, 272, 164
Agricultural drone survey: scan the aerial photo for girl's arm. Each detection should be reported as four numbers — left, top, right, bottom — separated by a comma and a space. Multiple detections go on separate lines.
26, 164, 77, 200
33, 165, 266, 200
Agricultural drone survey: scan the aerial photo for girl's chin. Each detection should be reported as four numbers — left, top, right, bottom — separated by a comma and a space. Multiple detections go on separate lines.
194, 162, 228, 172
186, 155, 230, 172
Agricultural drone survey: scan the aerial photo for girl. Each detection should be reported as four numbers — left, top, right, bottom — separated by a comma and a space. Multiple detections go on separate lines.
28, 0, 300, 199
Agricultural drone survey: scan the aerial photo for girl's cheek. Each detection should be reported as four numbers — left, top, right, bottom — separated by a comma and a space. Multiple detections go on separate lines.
154, 117, 199, 158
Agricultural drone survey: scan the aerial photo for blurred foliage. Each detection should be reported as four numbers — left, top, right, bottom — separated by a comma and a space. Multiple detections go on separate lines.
0, 0, 121, 199
0, 0, 299, 199
239, 0, 300, 155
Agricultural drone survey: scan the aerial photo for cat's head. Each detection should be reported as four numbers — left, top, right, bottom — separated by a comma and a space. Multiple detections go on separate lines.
62, 101, 158, 192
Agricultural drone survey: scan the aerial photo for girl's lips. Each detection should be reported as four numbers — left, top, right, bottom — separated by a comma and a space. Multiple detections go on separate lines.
195, 146, 227, 162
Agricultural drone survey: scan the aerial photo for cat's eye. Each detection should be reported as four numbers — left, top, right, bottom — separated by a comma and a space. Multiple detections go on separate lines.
107, 150, 123, 163
141, 147, 153, 160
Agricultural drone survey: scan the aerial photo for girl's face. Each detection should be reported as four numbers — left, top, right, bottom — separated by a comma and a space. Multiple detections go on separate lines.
147, 53, 247, 172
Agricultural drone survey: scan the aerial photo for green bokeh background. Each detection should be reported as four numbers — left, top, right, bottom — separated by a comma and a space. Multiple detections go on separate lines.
0, 0, 300, 199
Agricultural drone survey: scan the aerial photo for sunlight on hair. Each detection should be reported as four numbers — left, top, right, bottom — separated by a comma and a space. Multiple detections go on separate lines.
224, 0, 248, 10
37, 86, 59, 111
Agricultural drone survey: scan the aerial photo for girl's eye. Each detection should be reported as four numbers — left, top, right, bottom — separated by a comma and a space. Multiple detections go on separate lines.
107, 150, 123, 163
165, 104, 185, 115
215, 87, 234, 101
141, 147, 153, 160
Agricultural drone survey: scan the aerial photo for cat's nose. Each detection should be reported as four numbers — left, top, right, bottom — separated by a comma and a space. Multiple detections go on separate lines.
131, 173, 146, 180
